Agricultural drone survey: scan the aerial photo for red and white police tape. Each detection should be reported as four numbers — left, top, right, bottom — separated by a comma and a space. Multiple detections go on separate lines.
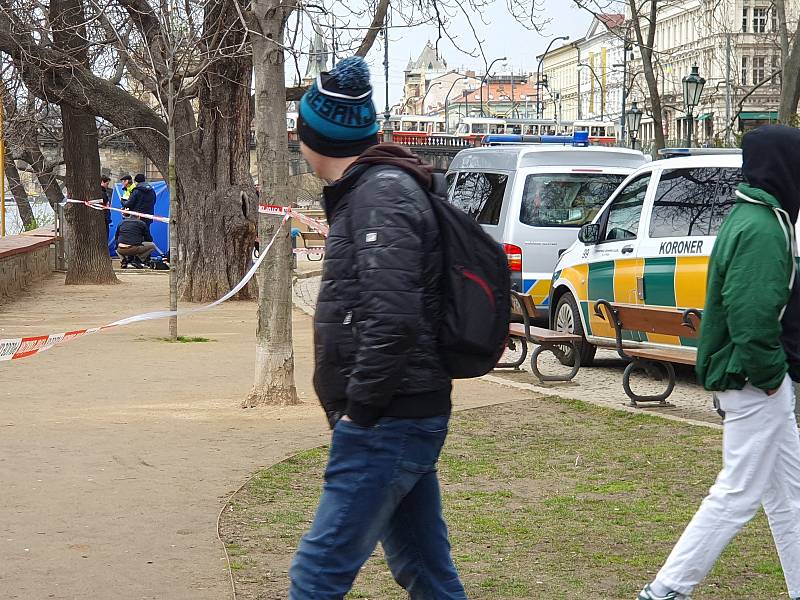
1, 201, 328, 363
62, 198, 171, 223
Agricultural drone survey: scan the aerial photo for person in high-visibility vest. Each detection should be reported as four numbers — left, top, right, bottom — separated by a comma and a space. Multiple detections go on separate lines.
118, 174, 135, 202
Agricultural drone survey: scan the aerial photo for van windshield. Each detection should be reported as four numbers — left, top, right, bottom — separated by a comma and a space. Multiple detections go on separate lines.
519, 173, 625, 227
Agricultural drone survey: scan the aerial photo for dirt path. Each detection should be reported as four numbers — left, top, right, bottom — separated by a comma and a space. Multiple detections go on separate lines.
0, 271, 515, 599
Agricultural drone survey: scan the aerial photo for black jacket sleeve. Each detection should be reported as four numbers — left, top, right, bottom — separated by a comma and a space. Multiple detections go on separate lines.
139, 221, 152, 243
344, 170, 427, 426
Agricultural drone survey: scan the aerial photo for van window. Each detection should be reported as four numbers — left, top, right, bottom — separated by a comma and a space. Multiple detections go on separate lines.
519, 173, 624, 228
649, 168, 742, 238
449, 172, 508, 225
601, 174, 650, 242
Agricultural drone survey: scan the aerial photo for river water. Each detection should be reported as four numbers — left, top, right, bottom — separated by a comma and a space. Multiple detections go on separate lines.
2, 199, 56, 235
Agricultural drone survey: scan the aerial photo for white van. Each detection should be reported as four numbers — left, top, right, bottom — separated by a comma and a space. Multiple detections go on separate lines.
446, 140, 647, 315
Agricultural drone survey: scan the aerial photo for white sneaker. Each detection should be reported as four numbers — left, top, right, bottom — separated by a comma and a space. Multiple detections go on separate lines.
637, 583, 690, 600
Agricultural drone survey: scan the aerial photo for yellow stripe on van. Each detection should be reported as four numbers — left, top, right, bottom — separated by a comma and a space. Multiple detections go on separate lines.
675, 255, 709, 310
528, 280, 552, 306
561, 263, 589, 298
613, 258, 645, 306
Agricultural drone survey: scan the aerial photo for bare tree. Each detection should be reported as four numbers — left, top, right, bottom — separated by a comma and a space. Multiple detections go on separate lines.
51, 0, 117, 285
776, 0, 800, 122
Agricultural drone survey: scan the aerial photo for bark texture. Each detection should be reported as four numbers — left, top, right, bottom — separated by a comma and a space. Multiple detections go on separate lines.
51, 0, 116, 285
777, 0, 800, 123
245, 0, 298, 408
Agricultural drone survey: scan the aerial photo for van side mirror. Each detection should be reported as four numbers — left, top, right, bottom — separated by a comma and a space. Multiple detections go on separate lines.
578, 223, 600, 245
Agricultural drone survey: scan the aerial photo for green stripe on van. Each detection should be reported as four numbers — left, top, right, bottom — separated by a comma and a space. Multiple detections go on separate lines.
588, 261, 615, 302
581, 301, 592, 336
644, 257, 677, 307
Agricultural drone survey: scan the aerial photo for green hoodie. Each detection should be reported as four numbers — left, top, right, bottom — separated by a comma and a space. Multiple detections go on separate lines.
696, 183, 795, 392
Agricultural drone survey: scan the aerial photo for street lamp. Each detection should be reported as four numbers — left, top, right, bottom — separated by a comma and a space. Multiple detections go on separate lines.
382, 7, 391, 142
418, 81, 442, 115
578, 61, 604, 121
480, 56, 507, 117
536, 35, 569, 119
626, 101, 643, 149
682, 64, 706, 147
444, 75, 470, 133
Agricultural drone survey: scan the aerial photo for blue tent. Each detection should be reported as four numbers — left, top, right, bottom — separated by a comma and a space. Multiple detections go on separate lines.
108, 181, 169, 257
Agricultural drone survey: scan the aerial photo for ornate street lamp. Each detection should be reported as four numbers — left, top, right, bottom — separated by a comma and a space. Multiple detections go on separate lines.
536, 36, 569, 119
682, 65, 706, 147
480, 56, 507, 117
626, 101, 643, 149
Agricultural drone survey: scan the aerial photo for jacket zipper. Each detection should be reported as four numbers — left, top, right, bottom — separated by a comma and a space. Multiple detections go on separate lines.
461, 268, 496, 309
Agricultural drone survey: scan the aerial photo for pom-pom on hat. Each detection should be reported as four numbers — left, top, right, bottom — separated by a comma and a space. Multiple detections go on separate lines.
298, 56, 379, 158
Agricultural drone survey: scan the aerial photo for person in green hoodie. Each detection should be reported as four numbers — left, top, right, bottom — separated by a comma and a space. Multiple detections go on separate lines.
638, 125, 800, 600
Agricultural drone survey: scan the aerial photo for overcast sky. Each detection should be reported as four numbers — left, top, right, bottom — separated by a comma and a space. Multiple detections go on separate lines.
362, 0, 594, 108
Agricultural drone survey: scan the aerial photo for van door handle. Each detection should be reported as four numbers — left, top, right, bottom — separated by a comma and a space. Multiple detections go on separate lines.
621, 245, 634, 254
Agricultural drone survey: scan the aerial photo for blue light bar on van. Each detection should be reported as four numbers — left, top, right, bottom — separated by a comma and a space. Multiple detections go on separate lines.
658, 147, 742, 157
482, 130, 590, 147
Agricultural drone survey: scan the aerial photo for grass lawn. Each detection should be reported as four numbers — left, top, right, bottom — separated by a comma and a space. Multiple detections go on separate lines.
219, 396, 788, 599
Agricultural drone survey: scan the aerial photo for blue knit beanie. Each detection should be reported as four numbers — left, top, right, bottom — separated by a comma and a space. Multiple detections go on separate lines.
298, 56, 379, 158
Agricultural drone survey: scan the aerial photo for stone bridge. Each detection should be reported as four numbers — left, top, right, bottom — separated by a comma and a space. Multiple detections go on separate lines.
285, 138, 465, 175
36, 128, 469, 181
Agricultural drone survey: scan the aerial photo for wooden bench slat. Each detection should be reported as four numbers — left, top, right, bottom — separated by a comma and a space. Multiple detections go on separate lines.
625, 347, 697, 366
608, 303, 699, 339
509, 323, 581, 343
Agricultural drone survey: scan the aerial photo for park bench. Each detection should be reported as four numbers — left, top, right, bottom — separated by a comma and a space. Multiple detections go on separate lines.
299, 230, 326, 261
496, 290, 583, 382
593, 299, 702, 407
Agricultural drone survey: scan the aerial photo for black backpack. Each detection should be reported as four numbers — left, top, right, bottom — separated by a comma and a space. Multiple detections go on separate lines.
428, 174, 511, 378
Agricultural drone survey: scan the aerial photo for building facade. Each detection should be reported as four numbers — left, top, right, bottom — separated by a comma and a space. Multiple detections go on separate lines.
402, 42, 449, 114
626, 0, 799, 149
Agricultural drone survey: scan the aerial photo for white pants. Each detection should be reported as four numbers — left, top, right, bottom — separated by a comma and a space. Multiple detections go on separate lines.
656, 375, 800, 598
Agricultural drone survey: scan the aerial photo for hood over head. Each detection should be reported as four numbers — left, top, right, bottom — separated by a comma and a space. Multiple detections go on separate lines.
741, 125, 800, 224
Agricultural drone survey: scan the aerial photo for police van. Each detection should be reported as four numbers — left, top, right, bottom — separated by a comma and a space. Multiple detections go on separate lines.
550, 148, 749, 365
446, 133, 647, 316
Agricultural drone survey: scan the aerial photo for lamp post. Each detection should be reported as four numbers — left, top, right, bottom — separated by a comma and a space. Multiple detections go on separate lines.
418, 81, 441, 115
626, 101, 643, 150
536, 35, 569, 119
445, 75, 469, 133
382, 5, 391, 142
480, 56, 506, 117
579, 61, 604, 120
682, 64, 706, 148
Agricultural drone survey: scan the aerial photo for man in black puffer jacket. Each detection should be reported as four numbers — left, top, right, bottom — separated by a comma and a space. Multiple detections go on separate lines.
287, 57, 466, 600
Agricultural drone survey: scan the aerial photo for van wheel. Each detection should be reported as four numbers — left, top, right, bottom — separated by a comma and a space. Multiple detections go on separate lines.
554, 292, 596, 367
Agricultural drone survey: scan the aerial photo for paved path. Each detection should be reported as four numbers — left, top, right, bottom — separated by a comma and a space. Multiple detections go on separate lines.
1, 271, 521, 599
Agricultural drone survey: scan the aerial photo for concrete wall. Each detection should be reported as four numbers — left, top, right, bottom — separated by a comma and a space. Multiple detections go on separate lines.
0, 234, 55, 303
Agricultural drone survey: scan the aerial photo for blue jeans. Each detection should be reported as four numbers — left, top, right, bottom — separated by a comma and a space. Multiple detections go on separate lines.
289, 415, 467, 600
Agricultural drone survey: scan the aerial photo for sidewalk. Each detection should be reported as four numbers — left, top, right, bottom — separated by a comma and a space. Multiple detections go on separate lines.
0, 271, 521, 599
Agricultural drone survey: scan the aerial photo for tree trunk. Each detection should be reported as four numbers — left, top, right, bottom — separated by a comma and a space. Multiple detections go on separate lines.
6, 149, 36, 230
245, 0, 299, 408
51, 0, 116, 285
61, 104, 117, 285
777, 0, 800, 123
630, 0, 666, 151
172, 0, 257, 303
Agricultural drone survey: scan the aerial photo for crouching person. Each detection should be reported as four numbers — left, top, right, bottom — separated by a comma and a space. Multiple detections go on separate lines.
115, 212, 156, 269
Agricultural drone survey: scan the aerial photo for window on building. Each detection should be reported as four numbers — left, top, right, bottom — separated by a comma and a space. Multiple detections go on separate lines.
741, 55, 748, 85
742, 7, 748, 32
449, 172, 508, 225
753, 55, 766, 83
772, 6, 778, 31
753, 7, 768, 33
